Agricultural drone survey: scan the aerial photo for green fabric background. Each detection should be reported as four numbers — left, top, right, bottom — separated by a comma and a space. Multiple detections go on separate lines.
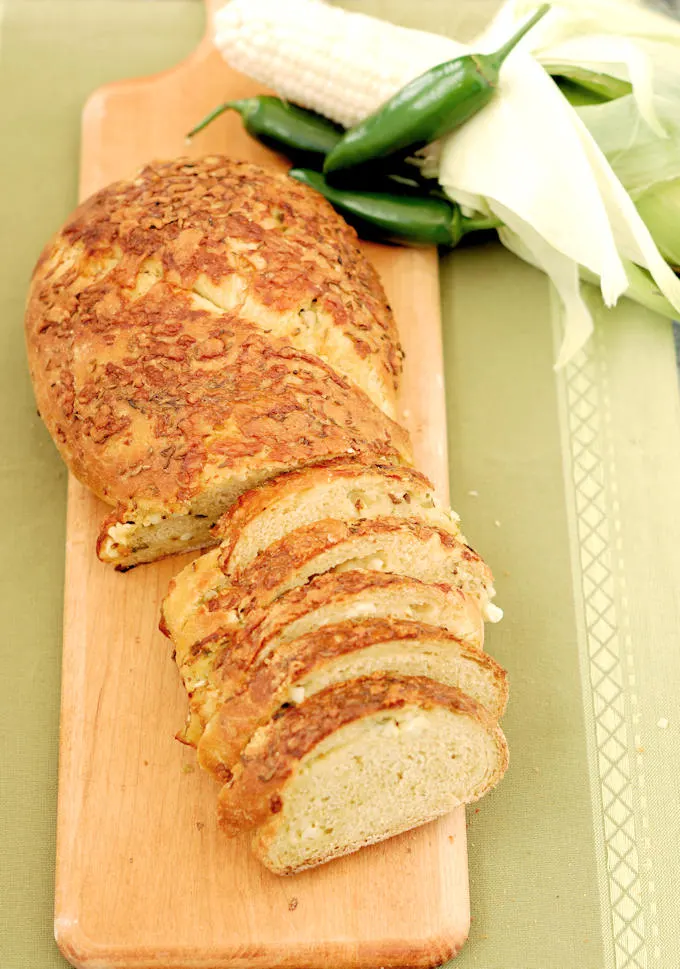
0, 5, 204, 967
1, 3, 679, 968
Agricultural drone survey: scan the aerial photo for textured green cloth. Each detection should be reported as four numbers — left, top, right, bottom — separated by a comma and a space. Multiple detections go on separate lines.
1, 2, 679, 968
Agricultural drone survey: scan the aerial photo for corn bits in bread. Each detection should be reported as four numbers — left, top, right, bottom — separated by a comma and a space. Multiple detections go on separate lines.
25, 157, 409, 568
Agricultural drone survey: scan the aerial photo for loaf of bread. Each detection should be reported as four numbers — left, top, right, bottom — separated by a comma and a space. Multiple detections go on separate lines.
25, 157, 410, 568
217, 675, 509, 874
27, 152, 509, 873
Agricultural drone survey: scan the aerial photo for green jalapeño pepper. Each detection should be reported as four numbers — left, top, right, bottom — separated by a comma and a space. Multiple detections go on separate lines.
187, 96, 343, 167
188, 95, 436, 189
324, 4, 550, 176
289, 169, 500, 247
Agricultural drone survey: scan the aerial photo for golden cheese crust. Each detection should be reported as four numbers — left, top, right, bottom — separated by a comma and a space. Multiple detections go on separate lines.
28, 156, 402, 411
25, 157, 411, 562
28, 280, 409, 512
216, 673, 507, 834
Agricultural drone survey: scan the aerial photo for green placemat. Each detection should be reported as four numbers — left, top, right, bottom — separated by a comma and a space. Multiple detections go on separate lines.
1, 2, 679, 968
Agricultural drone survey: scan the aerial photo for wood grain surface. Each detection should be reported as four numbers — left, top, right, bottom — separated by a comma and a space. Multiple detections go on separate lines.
54, 4, 469, 967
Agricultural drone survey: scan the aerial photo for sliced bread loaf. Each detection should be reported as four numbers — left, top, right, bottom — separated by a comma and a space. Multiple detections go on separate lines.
197, 618, 508, 779
176, 571, 483, 747
217, 674, 509, 874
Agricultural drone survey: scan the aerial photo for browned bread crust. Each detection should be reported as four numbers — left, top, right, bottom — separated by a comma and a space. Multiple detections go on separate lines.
25, 157, 410, 565
28, 280, 409, 547
217, 673, 508, 835
28, 156, 402, 409
197, 618, 509, 777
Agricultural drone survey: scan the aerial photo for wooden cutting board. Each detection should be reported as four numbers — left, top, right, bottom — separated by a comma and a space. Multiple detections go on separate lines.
54, 4, 469, 967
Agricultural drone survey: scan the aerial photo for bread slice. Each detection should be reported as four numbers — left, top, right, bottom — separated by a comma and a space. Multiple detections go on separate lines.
217, 674, 509, 874
197, 618, 508, 779
159, 457, 469, 661
213, 461, 461, 579
168, 512, 495, 745
227, 517, 495, 611
236, 571, 485, 660
175, 571, 483, 748
166, 514, 498, 656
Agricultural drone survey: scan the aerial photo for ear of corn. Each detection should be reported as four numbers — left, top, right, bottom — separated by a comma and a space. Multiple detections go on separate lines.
214, 0, 680, 366
214, 0, 465, 129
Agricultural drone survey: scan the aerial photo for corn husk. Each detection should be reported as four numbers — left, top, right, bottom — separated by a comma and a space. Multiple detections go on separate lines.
577, 95, 680, 199
502, 224, 680, 337
437, 47, 680, 365
635, 179, 680, 270
486, 0, 680, 135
